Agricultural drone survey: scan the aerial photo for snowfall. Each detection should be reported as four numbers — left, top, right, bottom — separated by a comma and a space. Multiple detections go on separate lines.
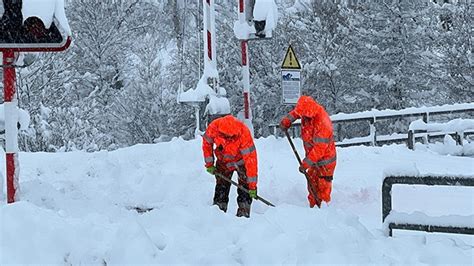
0, 137, 473, 265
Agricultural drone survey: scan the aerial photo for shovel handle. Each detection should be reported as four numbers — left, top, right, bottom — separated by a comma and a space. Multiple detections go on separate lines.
283, 129, 319, 206
214, 172, 275, 207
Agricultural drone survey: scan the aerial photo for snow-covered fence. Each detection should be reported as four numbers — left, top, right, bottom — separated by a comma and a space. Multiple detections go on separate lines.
382, 175, 474, 237
269, 103, 474, 147
407, 119, 474, 150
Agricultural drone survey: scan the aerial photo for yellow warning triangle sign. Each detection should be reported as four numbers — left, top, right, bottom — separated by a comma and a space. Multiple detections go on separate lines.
281, 45, 301, 70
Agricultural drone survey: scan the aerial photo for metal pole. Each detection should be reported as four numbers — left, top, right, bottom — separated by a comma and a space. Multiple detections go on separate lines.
238, 0, 253, 133
203, 0, 210, 70
3, 50, 19, 204
194, 104, 201, 136
197, 0, 202, 80
203, 0, 218, 91
242, 41, 250, 119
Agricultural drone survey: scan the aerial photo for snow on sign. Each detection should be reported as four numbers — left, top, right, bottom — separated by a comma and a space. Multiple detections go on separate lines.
0, 0, 72, 51
281, 45, 301, 104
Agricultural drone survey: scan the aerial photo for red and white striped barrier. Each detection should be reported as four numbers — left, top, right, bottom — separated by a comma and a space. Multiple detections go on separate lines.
203, 0, 217, 77
3, 50, 20, 203
238, 0, 252, 124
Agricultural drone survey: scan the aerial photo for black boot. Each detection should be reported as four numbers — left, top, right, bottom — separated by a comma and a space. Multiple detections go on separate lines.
213, 180, 231, 213
236, 202, 251, 218
213, 200, 228, 213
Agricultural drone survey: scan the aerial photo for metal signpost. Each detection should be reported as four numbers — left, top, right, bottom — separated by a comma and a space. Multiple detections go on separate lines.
281, 45, 301, 104
1, 0, 71, 203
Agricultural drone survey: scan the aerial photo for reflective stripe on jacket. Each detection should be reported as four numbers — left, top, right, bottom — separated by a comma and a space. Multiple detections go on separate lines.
283, 96, 337, 177
202, 115, 258, 189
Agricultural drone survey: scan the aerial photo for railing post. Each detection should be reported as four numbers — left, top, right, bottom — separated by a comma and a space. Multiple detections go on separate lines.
422, 112, 429, 123
382, 177, 394, 236
370, 118, 376, 146
382, 178, 393, 222
407, 130, 414, 150
458, 131, 464, 146
422, 131, 428, 145
423, 112, 430, 144
383, 175, 474, 237
454, 132, 463, 146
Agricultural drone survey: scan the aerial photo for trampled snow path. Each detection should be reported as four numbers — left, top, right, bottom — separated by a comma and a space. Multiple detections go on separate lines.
1, 137, 473, 264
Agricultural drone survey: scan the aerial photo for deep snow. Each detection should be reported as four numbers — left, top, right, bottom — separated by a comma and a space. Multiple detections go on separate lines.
1, 137, 473, 264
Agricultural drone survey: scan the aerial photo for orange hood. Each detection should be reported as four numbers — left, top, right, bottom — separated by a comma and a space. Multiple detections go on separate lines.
216, 115, 241, 137
294, 96, 322, 117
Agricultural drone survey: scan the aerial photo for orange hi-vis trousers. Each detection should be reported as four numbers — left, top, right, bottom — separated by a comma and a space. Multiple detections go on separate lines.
307, 168, 333, 208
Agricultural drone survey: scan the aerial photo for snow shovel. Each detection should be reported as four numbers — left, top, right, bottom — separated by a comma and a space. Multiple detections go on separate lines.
213, 172, 275, 207
283, 130, 321, 207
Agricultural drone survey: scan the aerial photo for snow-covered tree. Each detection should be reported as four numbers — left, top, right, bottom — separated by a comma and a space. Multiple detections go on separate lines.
7, 0, 471, 151
435, 2, 473, 103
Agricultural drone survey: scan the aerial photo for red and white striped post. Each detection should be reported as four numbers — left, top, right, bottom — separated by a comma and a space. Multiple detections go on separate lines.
203, 0, 218, 90
238, 0, 253, 131
204, 0, 213, 63
3, 50, 19, 203
241, 41, 250, 119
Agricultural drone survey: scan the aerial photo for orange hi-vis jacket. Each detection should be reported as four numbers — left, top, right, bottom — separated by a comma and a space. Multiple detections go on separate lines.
281, 96, 337, 177
202, 115, 258, 190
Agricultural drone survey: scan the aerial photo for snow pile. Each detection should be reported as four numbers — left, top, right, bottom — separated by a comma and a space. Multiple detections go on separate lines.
234, 0, 279, 39
385, 210, 474, 231
1, 139, 473, 264
253, 0, 278, 37
0, 104, 31, 131
22, 0, 72, 35
383, 162, 421, 177
339, 135, 372, 145
413, 135, 474, 157
233, 20, 255, 40
409, 118, 474, 133
408, 118, 474, 156
205, 95, 230, 115
383, 166, 474, 180
179, 76, 216, 103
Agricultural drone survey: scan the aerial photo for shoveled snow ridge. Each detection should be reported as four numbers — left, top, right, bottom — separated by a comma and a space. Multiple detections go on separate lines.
1, 137, 472, 264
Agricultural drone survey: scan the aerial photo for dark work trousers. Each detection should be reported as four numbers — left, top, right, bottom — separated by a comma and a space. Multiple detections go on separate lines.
213, 164, 252, 211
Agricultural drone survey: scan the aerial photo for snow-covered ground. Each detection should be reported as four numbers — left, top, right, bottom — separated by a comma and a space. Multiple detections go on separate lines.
1, 137, 473, 265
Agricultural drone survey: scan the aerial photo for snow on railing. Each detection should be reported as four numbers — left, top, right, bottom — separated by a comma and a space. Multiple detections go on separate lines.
331, 102, 474, 122
407, 118, 474, 149
382, 174, 474, 237
270, 102, 474, 147
384, 211, 474, 230
409, 118, 474, 133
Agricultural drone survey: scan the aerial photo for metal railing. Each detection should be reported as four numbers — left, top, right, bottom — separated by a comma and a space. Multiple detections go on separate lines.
269, 103, 474, 147
382, 175, 474, 237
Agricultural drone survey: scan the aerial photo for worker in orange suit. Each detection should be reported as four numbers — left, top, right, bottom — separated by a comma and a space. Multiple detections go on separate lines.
202, 115, 258, 218
280, 96, 337, 208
